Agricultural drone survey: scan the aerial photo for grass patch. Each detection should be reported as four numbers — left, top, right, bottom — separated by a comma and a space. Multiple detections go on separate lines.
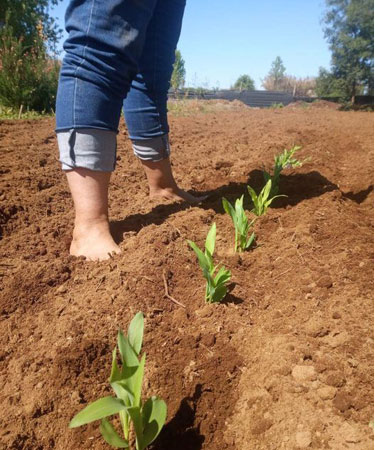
0, 105, 54, 120
168, 98, 248, 116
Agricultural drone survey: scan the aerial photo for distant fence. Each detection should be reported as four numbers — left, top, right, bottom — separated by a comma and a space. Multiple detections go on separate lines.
168, 89, 374, 108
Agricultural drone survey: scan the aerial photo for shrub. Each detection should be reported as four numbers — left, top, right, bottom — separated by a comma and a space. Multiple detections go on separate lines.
0, 25, 60, 112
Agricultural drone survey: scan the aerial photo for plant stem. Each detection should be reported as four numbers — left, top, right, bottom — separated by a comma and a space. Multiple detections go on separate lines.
120, 410, 129, 440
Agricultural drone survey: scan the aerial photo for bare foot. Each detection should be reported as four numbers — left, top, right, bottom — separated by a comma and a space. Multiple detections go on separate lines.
70, 221, 121, 261
150, 187, 207, 204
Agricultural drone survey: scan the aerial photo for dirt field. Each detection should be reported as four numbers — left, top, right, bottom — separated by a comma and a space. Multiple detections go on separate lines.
0, 102, 373, 449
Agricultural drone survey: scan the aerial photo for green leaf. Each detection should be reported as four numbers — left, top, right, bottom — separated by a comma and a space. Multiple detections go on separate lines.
121, 364, 139, 377
188, 240, 210, 272
118, 330, 139, 367
205, 222, 216, 256
222, 197, 236, 223
100, 418, 129, 448
109, 347, 122, 383
141, 397, 167, 449
131, 353, 146, 407
245, 232, 256, 249
211, 284, 228, 303
111, 381, 134, 405
127, 406, 144, 449
264, 194, 287, 208
234, 195, 244, 222
261, 179, 272, 203
205, 251, 214, 274
214, 266, 231, 286
247, 185, 258, 206
69, 397, 126, 428
205, 277, 216, 302
128, 312, 144, 356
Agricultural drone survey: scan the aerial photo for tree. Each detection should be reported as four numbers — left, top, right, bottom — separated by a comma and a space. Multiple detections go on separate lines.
0, 26, 60, 111
323, 0, 374, 101
0, 1, 62, 111
232, 74, 255, 91
262, 56, 286, 90
315, 67, 348, 98
171, 50, 186, 90
0, 0, 62, 51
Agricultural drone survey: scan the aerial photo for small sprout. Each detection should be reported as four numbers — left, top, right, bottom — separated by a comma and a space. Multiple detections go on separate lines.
69, 312, 167, 450
188, 223, 231, 303
263, 145, 307, 196
222, 195, 256, 252
247, 179, 286, 217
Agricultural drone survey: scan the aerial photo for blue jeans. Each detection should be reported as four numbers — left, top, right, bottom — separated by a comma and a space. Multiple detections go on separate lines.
55, 0, 185, 170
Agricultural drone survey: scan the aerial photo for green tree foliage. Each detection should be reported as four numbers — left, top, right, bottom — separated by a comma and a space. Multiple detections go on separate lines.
0, 1, 62, 112
171, 50, 186, 90
0, 26, 60, 111
262, 56, 286, 90
323, 0, 374, 100
0, 0, 62, 51
232, 74, 255, 91
315, 67, 348, 98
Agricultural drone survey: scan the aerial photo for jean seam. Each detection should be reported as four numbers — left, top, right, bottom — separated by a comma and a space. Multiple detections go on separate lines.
73, 0, 96, 127
152, 4, 164, 136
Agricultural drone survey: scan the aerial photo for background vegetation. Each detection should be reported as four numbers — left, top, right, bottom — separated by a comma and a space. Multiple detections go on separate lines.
232, 75, 255, 91
0, 0, 373, 118
0, 0, 61, 115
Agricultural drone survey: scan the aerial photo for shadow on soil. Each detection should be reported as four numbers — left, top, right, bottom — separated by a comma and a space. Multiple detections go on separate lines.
151, 384, 205, 450
221, 292, 244, 305
341, 184, 374, 204
111, 169, 372, 243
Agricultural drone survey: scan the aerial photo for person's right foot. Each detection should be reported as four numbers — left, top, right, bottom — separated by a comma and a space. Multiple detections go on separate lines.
150, 186, 207, 204
70, 221, 121, 260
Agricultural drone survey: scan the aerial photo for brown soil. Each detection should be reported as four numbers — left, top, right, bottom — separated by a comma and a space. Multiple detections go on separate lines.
0, 104, 373, 450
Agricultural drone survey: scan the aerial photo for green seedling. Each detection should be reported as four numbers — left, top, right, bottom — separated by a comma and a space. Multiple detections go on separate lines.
263, 145, 305, 195
247, 179, 286, 217
222, 195, 256, 252
69, 312, 167, 450
188, 223, 231, 303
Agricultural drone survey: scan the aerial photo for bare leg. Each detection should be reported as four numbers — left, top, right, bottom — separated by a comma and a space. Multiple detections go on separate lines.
66, 168, 120, 260
140, 157, 207, 204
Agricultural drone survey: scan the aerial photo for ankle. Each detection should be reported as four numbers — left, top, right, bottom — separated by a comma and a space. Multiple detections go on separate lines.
150, 185, 179, 195
73, 216, 110, 236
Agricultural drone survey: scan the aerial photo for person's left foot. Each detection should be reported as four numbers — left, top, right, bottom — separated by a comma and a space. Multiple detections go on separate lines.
150, 187, 207, 204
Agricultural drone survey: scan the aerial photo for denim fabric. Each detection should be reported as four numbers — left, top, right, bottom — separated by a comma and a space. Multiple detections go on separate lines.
123, 0, 185, 140
56, 0, 186, 144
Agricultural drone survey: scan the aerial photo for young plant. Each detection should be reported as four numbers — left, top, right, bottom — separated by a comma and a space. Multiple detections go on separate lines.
69, 312, 167, 450
263, 145, 304, 195
247, 179, 286, 217
222, 195, 256, 252
188, 223, 231, 303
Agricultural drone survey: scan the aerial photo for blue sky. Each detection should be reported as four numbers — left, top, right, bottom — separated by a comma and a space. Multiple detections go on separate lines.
50, 0, 332, 89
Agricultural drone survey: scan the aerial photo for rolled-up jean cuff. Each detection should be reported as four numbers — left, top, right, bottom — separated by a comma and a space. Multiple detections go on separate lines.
57, 128, 117, 172
131, 134, 170, 161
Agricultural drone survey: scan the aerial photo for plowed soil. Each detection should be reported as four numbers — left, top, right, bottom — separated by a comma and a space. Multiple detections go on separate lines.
0, 102, 373, 450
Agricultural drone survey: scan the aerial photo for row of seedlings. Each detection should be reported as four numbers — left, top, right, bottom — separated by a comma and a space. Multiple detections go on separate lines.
68, 146, 308, 449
